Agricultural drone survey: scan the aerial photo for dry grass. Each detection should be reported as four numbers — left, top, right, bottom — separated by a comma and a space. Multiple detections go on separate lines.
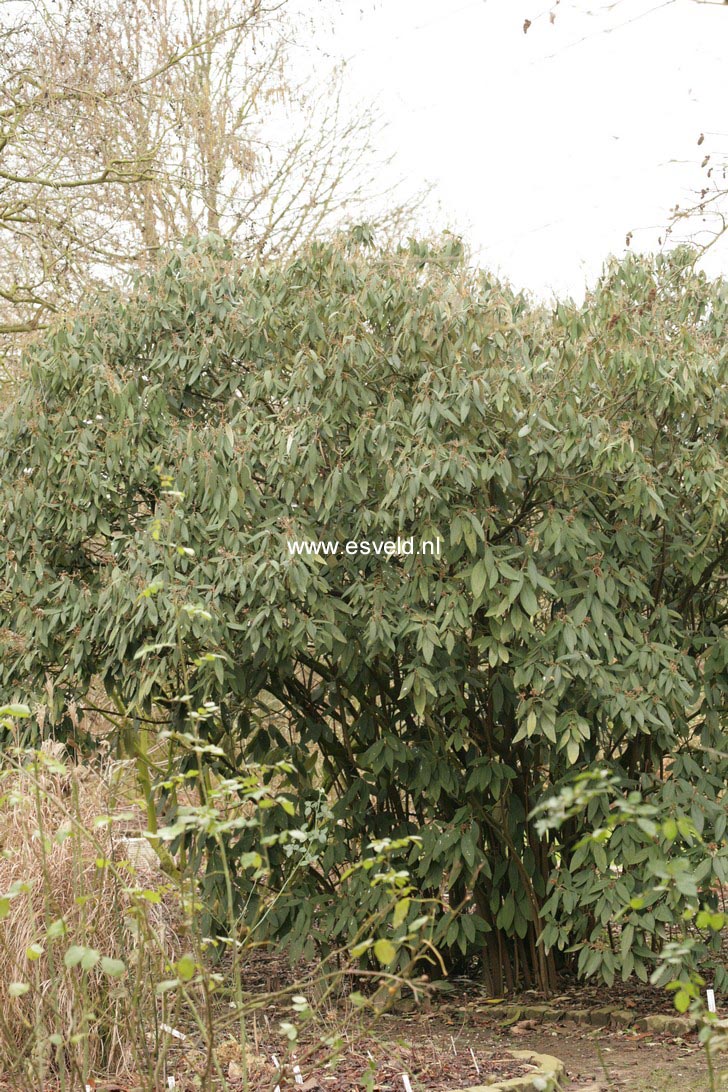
0, 746, 182, 1085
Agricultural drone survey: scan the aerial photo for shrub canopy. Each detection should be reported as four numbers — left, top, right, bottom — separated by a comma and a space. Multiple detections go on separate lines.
1, 235, 727, 992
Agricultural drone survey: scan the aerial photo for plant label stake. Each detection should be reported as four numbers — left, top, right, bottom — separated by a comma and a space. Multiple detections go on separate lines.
160, 1023, 186, 1041
707, 989, 717, 1014
402, 1075, 413, 1092
272, 1053, 281, 1092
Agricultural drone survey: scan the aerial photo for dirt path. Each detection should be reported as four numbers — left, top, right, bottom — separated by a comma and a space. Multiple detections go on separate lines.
518, 1025, 719, 1091
377, 1009, 726, 1091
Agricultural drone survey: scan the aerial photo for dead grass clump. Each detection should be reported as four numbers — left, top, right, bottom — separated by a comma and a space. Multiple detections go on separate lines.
0, 749, 181, 1084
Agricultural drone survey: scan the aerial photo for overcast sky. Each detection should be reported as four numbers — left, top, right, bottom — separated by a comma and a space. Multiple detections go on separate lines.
307, 0, 728, 302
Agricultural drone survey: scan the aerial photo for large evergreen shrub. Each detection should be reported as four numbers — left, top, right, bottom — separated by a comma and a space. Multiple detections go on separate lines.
1, 235, 726, 992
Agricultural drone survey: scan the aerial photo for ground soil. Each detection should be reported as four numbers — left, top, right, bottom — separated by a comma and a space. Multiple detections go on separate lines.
214, 978, 728, 1091
373, 978, 727, 1091
376, 1010, 723, 1091
524, 1026, 719, 1091
239, 1037, 532, 1090
5, 969, 725, 1091
141, 1013, 723, 1091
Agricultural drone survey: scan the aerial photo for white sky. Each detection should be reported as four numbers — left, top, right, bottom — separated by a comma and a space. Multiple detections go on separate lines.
306, 0, 728, 302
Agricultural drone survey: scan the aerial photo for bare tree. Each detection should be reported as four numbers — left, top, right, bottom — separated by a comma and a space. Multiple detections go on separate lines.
0, 0, 414, 373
